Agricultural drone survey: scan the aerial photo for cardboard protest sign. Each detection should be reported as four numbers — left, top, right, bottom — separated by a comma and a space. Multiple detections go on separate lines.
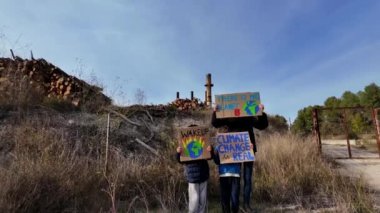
215, 92, 262, 118
178, 126, 211, 162
215, 131, 255, 164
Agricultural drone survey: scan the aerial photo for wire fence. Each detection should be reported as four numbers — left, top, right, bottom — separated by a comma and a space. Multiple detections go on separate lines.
312, 107, 380, 158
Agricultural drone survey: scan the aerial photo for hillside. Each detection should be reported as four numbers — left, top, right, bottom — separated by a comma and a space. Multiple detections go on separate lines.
0, 57, 376, 212
0, 105, 376, 212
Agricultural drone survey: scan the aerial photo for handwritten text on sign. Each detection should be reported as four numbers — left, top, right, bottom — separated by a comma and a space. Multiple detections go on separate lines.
178, 126, 211, 162
215, 92, 262, 118
216, 132, 255, 164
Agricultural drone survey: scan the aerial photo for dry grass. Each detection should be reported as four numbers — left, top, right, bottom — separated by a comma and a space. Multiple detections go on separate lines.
254, 133, 374, 212
0, 111, 376, 212
0, 112, 190, 212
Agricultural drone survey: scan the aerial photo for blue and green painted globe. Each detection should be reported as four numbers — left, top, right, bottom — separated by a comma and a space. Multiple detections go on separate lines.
184, 139, 204, 158
243, 101, 260, 115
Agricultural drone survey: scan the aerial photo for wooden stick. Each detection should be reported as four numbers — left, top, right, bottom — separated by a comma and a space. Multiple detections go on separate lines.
10, 49, 15, 59
105, 113, 110, 174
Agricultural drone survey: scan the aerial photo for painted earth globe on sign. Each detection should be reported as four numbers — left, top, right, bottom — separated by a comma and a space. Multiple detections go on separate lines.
243, 101, 260, 115
186, 140, 204, 158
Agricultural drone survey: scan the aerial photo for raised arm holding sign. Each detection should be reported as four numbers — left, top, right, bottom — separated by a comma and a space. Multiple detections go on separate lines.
178, 126, 211, 162
212, 91, 268, 211
215, 92, 263, 118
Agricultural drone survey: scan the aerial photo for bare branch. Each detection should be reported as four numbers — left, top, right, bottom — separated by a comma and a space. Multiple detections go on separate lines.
135, 138, 159, 157
105, 108, 142, 127
141, 118, 154, 142
143, 109, 154, 122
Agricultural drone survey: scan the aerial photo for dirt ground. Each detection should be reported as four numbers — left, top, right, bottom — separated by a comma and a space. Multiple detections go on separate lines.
322, 140, 380, 210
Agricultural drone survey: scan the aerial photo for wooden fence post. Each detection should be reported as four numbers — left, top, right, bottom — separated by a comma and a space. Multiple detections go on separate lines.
312, 108, 322, 154
342, 109, 352, 158
371, 108, 380, 158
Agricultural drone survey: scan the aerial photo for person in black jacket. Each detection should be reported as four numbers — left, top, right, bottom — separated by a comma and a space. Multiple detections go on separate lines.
176, 127, 214, 213
211, 104, 268, 210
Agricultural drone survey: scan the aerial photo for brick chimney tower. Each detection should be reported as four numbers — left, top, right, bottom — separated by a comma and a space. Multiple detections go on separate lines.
205, 73, 213, 108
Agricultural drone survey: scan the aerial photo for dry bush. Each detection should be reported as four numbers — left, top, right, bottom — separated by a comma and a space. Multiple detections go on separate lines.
0, 73, 45, 110
0, 119, 105, 212
254, 134, 329, 203
41, 97, 79, 112
102, 147, 189, 212
0, 111, 191, 212
254, 133, 374, 211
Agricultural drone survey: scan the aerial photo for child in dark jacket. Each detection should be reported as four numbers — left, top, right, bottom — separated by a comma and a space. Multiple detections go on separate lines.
176, 145, 213, 213
212, 104, 268, 210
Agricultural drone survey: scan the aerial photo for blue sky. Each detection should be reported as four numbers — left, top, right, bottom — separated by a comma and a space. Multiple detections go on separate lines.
1, 0, 380, 121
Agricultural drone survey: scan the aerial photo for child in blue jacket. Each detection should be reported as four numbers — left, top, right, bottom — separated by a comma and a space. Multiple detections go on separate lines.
213, 147, 241, 213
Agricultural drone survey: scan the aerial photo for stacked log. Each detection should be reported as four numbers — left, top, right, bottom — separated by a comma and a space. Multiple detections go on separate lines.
170, 98, 205, 111
0, 57, 111, 107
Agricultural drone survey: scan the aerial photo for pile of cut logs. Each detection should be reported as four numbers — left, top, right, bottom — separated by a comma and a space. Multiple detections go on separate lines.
170, 98, 205, 111
0, 57, 111, 107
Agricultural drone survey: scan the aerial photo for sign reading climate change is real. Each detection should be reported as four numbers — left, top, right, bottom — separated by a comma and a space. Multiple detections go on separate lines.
178, 126, 211, 162
216, 131, 255, 164
215, 92, 262, 118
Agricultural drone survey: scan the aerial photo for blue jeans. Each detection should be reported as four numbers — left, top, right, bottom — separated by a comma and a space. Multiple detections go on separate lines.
220, 177, 240, 213
243, 161, 254, 206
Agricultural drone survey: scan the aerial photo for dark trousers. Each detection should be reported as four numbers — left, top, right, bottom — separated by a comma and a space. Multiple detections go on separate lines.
243, 161, 254, 206
220, 177, 240, 213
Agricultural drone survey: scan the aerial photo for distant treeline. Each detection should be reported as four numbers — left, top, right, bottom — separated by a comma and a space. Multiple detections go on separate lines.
292, 83, 380, 137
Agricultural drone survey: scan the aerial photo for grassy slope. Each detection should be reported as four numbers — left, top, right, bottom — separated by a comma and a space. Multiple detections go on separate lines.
0, 108, 375, 212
